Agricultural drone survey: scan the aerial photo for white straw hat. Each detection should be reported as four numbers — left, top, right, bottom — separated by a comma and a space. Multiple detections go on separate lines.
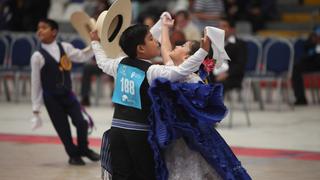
96, 0, 132, 58
70, 11, 96, 48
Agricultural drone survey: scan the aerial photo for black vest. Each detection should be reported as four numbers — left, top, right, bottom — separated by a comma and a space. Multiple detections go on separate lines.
39, 43, 72, 95
113, 57, 152, 124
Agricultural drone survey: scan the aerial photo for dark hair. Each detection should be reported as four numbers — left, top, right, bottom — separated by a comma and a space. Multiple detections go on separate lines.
137, 12, 158, 25
188, 40, 200, 56
119, 24, 149, 58
188, 40, 213, 59
220, 16, 235, 28
175, 10, 190, 19
39, 18, 59, 31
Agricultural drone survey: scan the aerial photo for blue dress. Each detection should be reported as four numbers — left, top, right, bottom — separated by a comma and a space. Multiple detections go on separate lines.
100, 77, 251, 180
147, 78, 251, 180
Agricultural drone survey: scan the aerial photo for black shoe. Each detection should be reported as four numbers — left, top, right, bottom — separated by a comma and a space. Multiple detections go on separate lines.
294, 100, 307, 106
68, 157, 85, 166
81, 96, 91, 106
82, 149, 100, 161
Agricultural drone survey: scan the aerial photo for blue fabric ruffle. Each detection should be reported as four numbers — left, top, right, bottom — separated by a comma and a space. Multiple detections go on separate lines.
147, 78, 251, 180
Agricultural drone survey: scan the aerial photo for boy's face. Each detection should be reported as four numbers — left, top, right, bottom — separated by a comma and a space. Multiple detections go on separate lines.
139, 32, 160, 59
36, 22, 57, 44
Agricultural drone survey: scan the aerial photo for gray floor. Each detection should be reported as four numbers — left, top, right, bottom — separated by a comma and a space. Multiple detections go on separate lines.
0, 101, 320, 179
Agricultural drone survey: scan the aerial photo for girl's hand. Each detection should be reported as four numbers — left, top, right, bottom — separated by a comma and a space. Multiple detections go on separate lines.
162, 15, 174, 28
201, 34, 211, 52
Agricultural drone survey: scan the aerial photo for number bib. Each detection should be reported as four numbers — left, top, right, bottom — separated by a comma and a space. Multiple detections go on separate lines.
112, 64, 145, 109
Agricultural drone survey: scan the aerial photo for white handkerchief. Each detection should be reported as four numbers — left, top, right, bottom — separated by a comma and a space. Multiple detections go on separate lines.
150, 12, 172, 43
213, 60, 229, 75
205, 26, 230, 68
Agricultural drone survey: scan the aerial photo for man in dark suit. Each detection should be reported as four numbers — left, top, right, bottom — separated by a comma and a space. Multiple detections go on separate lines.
214, 17, 247, 95
292, 26, 320, 105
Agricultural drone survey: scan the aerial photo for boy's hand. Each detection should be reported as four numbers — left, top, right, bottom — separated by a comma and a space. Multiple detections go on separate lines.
90, 30, 100, 42
200, 34, 211, 52
31, 112, 42, 131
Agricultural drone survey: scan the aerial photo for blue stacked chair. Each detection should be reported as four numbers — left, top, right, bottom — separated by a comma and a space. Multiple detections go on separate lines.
10, 35, 35, 102
260, 38, 294, 110
241, 36, 264, 110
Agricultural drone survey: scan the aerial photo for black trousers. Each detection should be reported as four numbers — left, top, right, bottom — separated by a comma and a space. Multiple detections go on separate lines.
81, 63, 103, 98
109, 127, 156, 180
43, 93, 89, 158
292, 56, 320, 103
222, 78, 242, 95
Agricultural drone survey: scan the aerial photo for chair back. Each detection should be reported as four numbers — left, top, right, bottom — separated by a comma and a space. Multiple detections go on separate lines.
70, 37, 86, 71
70, 37, 86, 49
263, 38, 294, 78
242, 36, 263, 75
10, 36, 35, 69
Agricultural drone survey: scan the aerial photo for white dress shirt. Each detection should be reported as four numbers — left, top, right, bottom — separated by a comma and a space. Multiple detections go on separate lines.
164, 57, 202, 83
91, 41, 208, 86
31, 40, 94, 112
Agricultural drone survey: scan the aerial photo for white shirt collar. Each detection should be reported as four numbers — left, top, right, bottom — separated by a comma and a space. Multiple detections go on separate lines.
138, 58, 152, 64
40, 40, 60, 62
41, 40, 57, 49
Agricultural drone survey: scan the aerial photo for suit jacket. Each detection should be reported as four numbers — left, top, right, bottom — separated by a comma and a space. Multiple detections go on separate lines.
224, 37, 247, 89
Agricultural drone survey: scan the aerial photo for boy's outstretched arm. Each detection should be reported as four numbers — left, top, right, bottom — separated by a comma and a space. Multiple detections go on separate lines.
90, 30, 123, 77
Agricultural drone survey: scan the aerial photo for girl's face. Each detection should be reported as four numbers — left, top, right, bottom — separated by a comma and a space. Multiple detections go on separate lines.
169, 41, 192, 65
36, 22, 57, 44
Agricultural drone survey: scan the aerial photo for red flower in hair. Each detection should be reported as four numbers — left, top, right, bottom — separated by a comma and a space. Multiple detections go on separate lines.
202, 58, 215, 73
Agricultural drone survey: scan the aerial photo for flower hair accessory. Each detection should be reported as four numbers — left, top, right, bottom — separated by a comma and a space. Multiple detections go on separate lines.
202, 58, 215, 73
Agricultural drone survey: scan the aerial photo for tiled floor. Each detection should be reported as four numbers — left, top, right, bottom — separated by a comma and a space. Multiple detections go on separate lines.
0, 102, 320, 180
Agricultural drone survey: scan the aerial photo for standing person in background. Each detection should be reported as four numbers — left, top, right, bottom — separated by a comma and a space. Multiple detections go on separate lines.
211, 17, 247, 95
80, 58, 104, 106
84, 0, 110, 20
81, 0, 112, 106
137, 12, 158, 28
4, 0, 50, 31
191, 0, 225, 29
292, 26, 320, 106
245, 0, 278, 32
174, 10, 201, 41
30, 19, 100, 165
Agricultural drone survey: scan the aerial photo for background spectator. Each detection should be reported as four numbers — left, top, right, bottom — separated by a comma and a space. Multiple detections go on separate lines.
211, 17, 247, 95
174, 10, 201, 41
191, 0, 225, 29
245, 0, 278, 32
292, 25, 320, 105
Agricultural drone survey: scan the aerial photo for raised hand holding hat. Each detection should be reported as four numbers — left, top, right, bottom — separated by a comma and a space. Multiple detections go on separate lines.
95, 0, 132, 58
70, 11, 96, 50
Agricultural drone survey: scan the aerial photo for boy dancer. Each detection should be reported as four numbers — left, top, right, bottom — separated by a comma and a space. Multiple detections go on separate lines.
90, 20, 211, 179
31, 19, 99, 165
